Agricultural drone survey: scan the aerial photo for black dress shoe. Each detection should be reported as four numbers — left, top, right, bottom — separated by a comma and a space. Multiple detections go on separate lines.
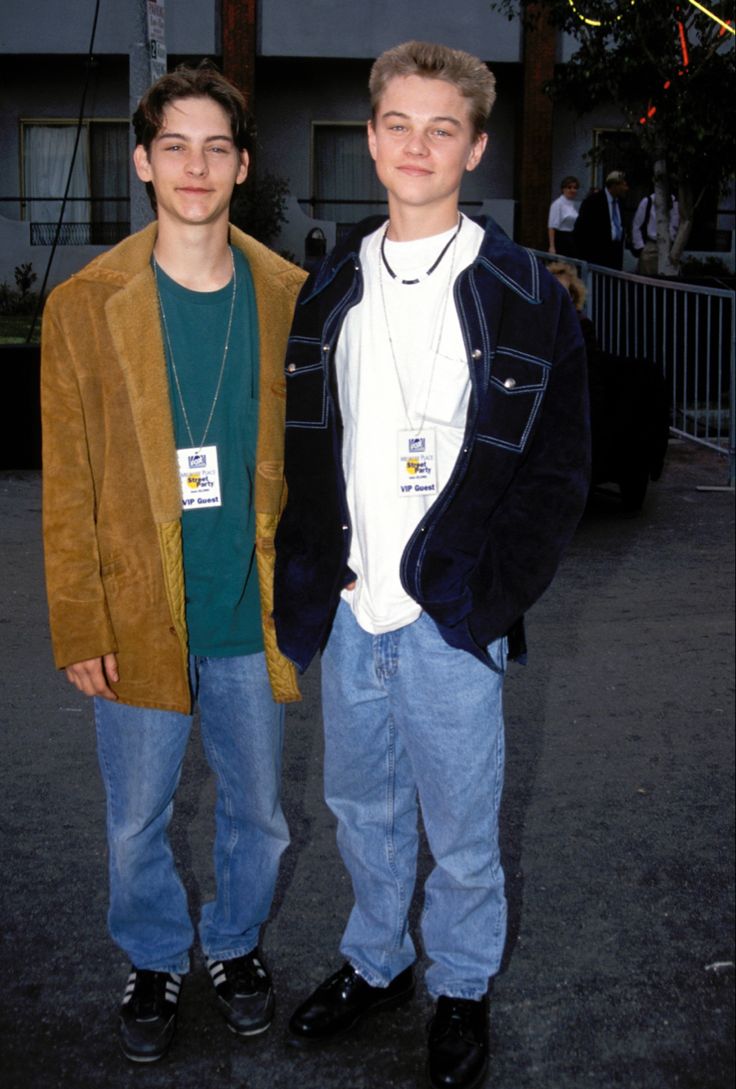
427, 995, 488, 1089
288, 962, 414, 1044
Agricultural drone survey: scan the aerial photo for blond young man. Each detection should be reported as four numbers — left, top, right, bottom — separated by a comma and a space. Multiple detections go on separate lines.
42, 65, 305, 1063
274, 41, 590, 1089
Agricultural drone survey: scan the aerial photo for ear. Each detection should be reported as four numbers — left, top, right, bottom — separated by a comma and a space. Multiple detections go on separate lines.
236, 148, 249, 185
367, 119, 378, 163
133, 143, 152, 183
465, 132, 488, 174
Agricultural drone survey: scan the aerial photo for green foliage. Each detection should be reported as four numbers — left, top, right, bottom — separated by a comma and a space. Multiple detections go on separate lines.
0, 313, 40, 344
679, 254, 732, 278
490, 0, 735, 197
14, 263, 37, 299
230, 171, 290, 249
0, 280, 40, 316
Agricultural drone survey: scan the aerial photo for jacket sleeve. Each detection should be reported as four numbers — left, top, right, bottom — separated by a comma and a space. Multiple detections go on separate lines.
465, 292, 591, 648
41, 293, 117, 669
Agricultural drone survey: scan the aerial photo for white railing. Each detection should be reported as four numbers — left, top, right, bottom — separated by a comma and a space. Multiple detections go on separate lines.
534, 252, 735, 485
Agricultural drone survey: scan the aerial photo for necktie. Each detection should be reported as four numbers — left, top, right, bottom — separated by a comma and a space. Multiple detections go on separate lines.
611, 198, 622, 241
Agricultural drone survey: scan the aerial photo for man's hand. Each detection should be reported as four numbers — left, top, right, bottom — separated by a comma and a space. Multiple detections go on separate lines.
65, 653, 119, 700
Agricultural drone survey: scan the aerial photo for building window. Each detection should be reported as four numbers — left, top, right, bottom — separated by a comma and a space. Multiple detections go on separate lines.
311, 123, 386, 238
22, 119, 129, 244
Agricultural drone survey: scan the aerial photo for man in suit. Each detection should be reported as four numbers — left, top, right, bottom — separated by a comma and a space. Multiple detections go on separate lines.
41, 63, 306, 1063
574, 169, 629, 269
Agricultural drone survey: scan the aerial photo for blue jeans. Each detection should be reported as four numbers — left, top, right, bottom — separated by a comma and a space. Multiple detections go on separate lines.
94, 653, 288, 974
321, 600, 507, 1000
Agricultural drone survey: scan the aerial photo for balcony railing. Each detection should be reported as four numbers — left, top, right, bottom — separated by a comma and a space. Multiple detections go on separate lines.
30, 221, 130, 246
0, 196, 130, 246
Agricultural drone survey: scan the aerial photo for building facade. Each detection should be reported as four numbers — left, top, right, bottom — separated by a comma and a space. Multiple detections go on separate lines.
0, 0, 732, 289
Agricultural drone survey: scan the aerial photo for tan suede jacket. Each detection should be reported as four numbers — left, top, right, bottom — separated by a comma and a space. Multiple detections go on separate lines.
41, 222, 306, 712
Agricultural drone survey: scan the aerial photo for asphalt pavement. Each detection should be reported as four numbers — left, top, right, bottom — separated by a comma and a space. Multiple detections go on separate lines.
1, 440, 734, 1089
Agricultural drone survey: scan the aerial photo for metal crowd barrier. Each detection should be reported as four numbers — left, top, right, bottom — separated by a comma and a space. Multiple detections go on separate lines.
533, 251, 735, 485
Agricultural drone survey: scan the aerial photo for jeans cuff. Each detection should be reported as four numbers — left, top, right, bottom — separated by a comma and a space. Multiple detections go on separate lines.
430, 986, 489, 1002
349, 960, 392, 989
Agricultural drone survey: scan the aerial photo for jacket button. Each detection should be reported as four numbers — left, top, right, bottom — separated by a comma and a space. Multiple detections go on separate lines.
287, 363, 296, 373
472, 348, 482, 359
323, 344, 330, 352
504, 377, 517, 389
341, 524, 349, 531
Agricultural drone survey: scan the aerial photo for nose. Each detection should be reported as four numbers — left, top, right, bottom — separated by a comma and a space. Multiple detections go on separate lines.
404, 130, 429, 157
186, 149, 208, 176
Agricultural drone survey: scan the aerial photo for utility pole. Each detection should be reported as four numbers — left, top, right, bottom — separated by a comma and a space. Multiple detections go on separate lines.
221, 0, 256, 134
129, 0, 167, 233
516, 3, 555, 249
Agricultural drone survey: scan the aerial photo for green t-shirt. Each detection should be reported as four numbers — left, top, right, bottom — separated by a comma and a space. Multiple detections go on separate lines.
156, 248, 263, 657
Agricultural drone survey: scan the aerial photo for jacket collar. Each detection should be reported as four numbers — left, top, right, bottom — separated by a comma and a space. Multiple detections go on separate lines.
302, 214, 541, 305
75, 222, 296, 526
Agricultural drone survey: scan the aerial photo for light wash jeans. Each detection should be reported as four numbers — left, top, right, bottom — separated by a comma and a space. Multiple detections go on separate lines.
321, 600, 507, 1000
94, 653, 288, 974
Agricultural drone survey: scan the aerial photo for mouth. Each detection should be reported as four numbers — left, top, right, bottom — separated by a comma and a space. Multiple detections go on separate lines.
178, 187, 213, 194
397, 166, 432, 177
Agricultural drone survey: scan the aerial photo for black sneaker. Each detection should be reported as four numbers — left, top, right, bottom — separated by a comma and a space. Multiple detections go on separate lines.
207, 949, 274, 1035
118, 967, 182, 1063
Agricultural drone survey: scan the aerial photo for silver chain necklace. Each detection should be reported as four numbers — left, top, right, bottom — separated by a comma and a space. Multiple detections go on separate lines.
378, 217, 461, 434
154, 248, 237, 450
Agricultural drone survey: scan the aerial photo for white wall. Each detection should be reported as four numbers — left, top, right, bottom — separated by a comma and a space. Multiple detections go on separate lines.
0, 214, 115, 291
0, 0, 216, 55
259, 0, 521, 61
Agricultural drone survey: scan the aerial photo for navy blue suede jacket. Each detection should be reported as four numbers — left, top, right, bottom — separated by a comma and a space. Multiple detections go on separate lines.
273, 216, 591, 672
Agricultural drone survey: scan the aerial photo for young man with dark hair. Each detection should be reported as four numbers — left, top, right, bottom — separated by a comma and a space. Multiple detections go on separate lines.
274, 40, 590, 1089
41, 64, 306, 1063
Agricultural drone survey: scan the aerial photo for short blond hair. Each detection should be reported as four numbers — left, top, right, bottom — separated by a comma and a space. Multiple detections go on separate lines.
369, 41, 496, 136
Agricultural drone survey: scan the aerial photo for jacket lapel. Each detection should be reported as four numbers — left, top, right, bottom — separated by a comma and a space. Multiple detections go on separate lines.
105, 258, 182, 525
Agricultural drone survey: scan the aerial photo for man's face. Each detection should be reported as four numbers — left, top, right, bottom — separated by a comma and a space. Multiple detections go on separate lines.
367, 75, 487, 219
133, 96, 248, 229
609, 178, 629, 200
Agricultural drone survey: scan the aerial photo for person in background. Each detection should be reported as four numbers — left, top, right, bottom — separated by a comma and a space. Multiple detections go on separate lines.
547, 259, 597, 356
573, 169, 629, 269
41, 63, 306, 1064
547, 175, 580, 257
631, 189, 680, 276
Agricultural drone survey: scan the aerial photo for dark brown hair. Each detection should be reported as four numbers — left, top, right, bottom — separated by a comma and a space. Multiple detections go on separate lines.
132, 61, 254, 154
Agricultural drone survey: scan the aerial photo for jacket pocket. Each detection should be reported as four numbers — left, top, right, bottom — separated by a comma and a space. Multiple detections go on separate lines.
476, 348, 550, 453
284, 336, 328, 429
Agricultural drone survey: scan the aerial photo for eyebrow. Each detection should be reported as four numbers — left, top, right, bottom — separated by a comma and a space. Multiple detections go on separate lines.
380, 110, 462, 128
155, 131, 234, 143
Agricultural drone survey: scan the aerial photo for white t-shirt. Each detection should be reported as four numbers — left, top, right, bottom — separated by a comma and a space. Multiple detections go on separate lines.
547, 193, 579, 232
335, 214, 485, 634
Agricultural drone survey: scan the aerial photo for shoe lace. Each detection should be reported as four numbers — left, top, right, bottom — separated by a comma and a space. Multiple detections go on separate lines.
129, 970, 160, 1017
440, 998, 483, 1044
229, 953, 268, 992
322, 963, 358, 994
